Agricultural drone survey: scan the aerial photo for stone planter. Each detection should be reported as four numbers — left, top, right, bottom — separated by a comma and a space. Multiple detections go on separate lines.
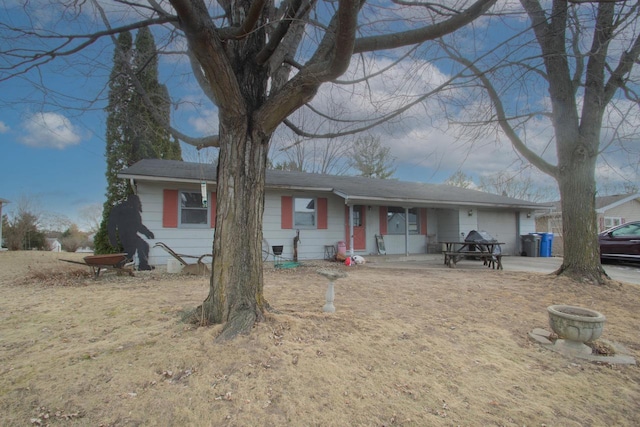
547, 305, 606, 355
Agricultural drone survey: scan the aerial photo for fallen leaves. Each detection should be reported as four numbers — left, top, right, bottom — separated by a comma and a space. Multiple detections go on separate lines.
30, 407, 82, 425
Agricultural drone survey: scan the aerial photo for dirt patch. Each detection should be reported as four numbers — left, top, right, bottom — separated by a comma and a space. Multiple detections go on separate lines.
1, 251, 639, 426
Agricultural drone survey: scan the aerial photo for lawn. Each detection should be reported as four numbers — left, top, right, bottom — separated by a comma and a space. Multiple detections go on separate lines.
1, 251, 638, 426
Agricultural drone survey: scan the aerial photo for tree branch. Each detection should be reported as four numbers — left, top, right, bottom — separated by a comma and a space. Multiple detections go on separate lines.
0, 17, 175, 82
353, 0, 496, 53
441, 43, 558, 178
92, 0, 220, 148
218, 0, 269, 40
256, 0, 313, 65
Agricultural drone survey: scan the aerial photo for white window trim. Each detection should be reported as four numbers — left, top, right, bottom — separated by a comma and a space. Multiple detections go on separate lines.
604, 217, 622, 229
179, 190, 210, 228
293, 197, 317, 229
386, 206, 420, 235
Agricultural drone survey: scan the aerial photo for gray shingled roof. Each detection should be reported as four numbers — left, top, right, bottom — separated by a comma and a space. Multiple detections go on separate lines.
546, 192, 640, 213
595, 193, 640, 210
120, 159, 549, 210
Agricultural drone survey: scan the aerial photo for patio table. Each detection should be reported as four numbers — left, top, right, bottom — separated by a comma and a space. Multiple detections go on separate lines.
440, 241, 505, 270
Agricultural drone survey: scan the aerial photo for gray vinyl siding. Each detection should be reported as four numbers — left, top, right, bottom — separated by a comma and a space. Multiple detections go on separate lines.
138, 182, 215, 266
604, 199, 640, 222
262, 191, 345, 261
477, 210, 518, 255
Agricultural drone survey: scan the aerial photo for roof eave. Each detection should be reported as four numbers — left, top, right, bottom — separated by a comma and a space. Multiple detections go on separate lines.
337, 193, 547, 210
118, 174, 207, 185
598, 194, 640, 212
266, 184, 334, 192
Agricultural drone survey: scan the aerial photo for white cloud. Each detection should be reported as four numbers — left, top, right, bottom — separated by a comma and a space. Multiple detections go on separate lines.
187, 108, 219, 135
0, 121, 9, 133
20, 112, 82, 149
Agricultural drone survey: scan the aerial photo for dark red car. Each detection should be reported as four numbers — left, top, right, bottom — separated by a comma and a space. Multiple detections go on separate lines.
599, 221, 640, 262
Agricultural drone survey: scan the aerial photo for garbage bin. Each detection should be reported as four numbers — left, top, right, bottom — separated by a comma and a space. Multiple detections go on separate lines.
521, 234, 540, 257
539, 232, 554, 257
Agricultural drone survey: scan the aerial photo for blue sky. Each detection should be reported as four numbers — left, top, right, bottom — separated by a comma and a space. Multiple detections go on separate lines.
1, 1, 637, 230
1, 105, 109, 229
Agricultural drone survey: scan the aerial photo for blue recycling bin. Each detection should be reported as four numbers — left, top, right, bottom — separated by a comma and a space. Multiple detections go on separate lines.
539, 232, 553, 257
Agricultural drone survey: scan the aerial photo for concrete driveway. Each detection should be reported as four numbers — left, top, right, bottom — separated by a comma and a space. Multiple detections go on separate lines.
502, 256, 640, 285
365, 254, 640, 286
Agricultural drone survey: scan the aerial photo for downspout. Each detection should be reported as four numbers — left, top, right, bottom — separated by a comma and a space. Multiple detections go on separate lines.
349, 204, 354, 256
516, 211, 521, 255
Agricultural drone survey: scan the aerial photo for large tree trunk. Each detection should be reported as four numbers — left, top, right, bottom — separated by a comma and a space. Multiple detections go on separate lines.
554, 137, 609, 284
200, 121, 270, 340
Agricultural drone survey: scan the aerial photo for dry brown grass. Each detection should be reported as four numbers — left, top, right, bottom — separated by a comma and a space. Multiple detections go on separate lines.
1, 251, 639, 426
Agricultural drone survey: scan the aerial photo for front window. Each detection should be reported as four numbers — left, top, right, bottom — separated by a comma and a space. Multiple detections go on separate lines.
180, 191, 208, 226
294, 197, 316, 227
387, 207, 419, 234
605, 217, 622, 229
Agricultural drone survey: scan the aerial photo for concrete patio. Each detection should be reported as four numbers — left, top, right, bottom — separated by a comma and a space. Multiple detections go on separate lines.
363, 253, 640, 285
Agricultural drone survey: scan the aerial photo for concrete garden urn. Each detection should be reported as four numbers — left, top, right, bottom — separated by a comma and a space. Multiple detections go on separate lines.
547, 305, 606, 355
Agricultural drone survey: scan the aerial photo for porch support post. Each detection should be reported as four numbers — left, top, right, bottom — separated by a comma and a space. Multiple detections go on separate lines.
0, 201, 3, 251
404, 207, 409, 256
349, 204, 354, 256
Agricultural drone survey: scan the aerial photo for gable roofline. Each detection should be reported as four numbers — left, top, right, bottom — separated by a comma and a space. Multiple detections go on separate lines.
546, 192, 640, 214
119, 159, 551, 211
595, 193, 640, 213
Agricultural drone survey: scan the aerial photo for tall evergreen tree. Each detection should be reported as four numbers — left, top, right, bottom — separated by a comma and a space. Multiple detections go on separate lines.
94, 29, 181, 254
94, 31, 134, 254
130, 27, 181, 161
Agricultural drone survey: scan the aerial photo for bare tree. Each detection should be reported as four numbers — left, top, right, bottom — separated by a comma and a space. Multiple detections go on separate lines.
78, 203, 103, 234
1, 0, 496, 338
479, 171, 554, 203
2, 196, 46, 250
444, 171, 474, 189
350, 135, 396, 179
270, 136, 352, 175
438, 0, 640, 284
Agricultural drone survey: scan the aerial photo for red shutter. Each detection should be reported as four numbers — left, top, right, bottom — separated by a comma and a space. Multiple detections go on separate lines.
420, 208, 427, 235
379, 206, 388, 235
163, 189, 179, 228
281, 196, 293, 229
598, 217, 605, 232
210, 192, 217, 228
621, 217, 626, 224
317, 198, 328, 229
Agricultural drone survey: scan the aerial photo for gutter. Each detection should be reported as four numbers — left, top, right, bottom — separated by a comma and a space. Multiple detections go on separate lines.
119, 173, 335, 193
335, 191, 549, 210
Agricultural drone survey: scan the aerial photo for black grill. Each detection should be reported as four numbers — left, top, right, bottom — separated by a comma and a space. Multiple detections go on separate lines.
464, 230, 497, 244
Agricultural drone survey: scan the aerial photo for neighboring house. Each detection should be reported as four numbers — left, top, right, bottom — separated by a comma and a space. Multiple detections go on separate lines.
119, 159, 549, 267
46, 238, 62, 252
536, 192, 640, 256
0, 198, 8, 250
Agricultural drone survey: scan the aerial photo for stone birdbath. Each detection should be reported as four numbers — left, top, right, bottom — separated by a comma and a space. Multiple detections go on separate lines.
547, 305, 606, 355
317, 269, 347, 313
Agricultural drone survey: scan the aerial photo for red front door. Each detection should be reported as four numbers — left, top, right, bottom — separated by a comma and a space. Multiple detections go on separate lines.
345, 205, 366, 250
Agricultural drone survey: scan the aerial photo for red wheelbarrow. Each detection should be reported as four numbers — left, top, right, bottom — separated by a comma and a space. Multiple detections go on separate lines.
61, 253, 135, 278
